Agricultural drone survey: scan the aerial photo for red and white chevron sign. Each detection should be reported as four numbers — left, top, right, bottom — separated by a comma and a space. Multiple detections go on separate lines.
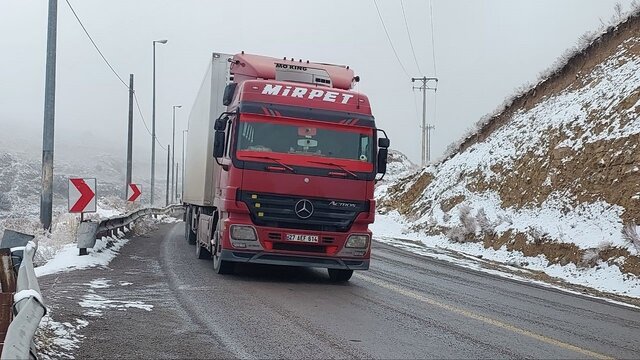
128, 183, 142, 202
68, 178, 96, 213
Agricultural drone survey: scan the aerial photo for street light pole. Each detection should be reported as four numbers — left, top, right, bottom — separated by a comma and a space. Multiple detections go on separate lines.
171, 105, 182, 204
182, 129, 188, 200
175, 162, 179, 202
125, 74, 134, 199
151, 39, 168, 206
166, 144, 170, 207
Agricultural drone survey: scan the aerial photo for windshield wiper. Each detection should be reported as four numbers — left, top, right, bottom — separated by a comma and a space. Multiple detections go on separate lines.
240, 155, 295, 173
306, 160, 358, 179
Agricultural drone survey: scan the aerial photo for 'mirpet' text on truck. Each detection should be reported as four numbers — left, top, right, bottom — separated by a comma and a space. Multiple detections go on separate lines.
182, 52, 389, 282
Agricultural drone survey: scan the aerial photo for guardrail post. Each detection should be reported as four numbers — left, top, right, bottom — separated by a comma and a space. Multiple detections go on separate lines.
77, 221, 98, 256
0, 249, 16, 353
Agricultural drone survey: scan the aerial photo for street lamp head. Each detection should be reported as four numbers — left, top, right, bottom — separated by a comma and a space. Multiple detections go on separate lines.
154, 39, 168, 44
174, 105, 182, 109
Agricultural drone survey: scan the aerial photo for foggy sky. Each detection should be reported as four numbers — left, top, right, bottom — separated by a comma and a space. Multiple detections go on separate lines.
0, 0, 635, 174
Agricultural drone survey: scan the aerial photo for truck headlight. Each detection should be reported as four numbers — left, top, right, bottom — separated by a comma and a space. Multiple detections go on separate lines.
230, 225, 257, 241
345, 234, 369, 248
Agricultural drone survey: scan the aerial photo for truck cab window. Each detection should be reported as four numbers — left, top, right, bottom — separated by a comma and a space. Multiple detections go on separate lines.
236, 118, 373, 163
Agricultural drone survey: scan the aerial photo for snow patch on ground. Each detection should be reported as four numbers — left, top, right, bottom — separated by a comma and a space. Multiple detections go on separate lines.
34, 236, 129, 277
159, 214, 180, 224
79, 278, 153, 317
36, 315, 88, 360
79, 293, 153, 317
88, 278, 111, 289
372, 211, 640, 299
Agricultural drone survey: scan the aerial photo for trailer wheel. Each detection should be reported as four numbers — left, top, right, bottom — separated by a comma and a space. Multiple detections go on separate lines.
185, 207, 196, 245
212, 223, 234, 274
328, 269, 353, 282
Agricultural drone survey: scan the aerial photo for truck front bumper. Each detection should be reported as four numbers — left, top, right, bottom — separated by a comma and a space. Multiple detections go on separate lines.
219, 250, 369, 270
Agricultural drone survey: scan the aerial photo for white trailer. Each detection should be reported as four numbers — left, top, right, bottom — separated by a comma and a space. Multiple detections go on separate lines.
183, 52, 232, 207
183, 52, 232, 245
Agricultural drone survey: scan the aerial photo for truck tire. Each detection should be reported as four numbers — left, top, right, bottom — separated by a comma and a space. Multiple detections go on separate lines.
185, 207, 196, 245
212, 223, 234, 274
328, 269, 353, 282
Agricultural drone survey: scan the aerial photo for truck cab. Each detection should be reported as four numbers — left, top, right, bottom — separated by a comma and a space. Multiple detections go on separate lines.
184, 52, 389, 282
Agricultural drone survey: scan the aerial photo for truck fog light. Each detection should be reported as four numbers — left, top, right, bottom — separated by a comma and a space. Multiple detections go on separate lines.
230, 225, 257, 241
346, 234, 369, 248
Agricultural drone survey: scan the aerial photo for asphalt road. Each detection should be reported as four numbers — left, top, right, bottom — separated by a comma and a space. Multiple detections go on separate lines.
40, 221, 640, 359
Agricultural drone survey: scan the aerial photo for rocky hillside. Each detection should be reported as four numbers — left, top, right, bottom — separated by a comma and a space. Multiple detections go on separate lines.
379, 12, 640, 277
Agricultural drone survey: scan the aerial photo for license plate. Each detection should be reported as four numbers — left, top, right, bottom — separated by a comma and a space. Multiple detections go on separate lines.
286, 234, 319, 243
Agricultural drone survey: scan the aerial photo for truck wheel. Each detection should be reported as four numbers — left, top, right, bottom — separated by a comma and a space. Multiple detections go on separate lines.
328, 269, 353, 282
212, 226, 234, 274
185, 207, 196, 245
196, 240, 211, 259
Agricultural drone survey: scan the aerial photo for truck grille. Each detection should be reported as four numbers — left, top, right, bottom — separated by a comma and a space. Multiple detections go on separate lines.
239, 191, 368, 232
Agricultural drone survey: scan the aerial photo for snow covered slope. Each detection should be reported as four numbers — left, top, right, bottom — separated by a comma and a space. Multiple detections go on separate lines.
378, 13, 640, 294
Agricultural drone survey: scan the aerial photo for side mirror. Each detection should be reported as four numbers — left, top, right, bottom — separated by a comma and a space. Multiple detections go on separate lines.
213, 131, 226, 158
214, 117, 227, 131
378, 137, 390, 148
223, 83, 237, 106
377, 148, 388, 174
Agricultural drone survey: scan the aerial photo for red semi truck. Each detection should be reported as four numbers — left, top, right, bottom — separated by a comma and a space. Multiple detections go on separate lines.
183, 52, 389, 282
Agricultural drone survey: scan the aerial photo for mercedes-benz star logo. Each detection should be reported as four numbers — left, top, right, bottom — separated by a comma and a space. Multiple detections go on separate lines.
294, 199, 314, 219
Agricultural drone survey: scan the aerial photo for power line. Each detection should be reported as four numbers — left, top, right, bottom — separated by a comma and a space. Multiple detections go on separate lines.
64, 0, 129, 89
429, 0, 438, 76
134, 92, 167, 151
64, 0, 167, 152
400, 0, 422, 74
373, 0, 411, 78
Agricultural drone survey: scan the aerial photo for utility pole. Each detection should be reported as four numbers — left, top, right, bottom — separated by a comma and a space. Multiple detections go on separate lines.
426, 123, 435, 162
165, 145, 170, 206
125, 74, 134, 199
411, 76, 438, 166
40, 0, 58, 230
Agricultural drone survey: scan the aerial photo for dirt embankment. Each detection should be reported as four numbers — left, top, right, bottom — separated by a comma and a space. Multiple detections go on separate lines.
380, 171, 433, 218
381, 13, 640, 277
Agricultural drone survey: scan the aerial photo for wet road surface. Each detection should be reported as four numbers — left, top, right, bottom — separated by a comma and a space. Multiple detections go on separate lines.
40, 221, 640, 359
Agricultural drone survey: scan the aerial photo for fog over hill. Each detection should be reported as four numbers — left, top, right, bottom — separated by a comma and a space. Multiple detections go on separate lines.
0, 144, 170, 222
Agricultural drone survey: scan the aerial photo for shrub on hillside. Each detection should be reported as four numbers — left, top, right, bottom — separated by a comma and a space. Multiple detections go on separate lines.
622, 223, 640, 253
446, 203, 481, 243
580, 248, 600, 267
476, 208, 498, 235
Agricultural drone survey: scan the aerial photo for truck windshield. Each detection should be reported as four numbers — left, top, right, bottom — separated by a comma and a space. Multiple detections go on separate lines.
235, 116, 374, 172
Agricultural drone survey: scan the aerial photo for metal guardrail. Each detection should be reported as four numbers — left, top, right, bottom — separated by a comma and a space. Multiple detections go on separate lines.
1, 241, 45, 360
78, 204, 184, 254
0, 204, 183, 359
